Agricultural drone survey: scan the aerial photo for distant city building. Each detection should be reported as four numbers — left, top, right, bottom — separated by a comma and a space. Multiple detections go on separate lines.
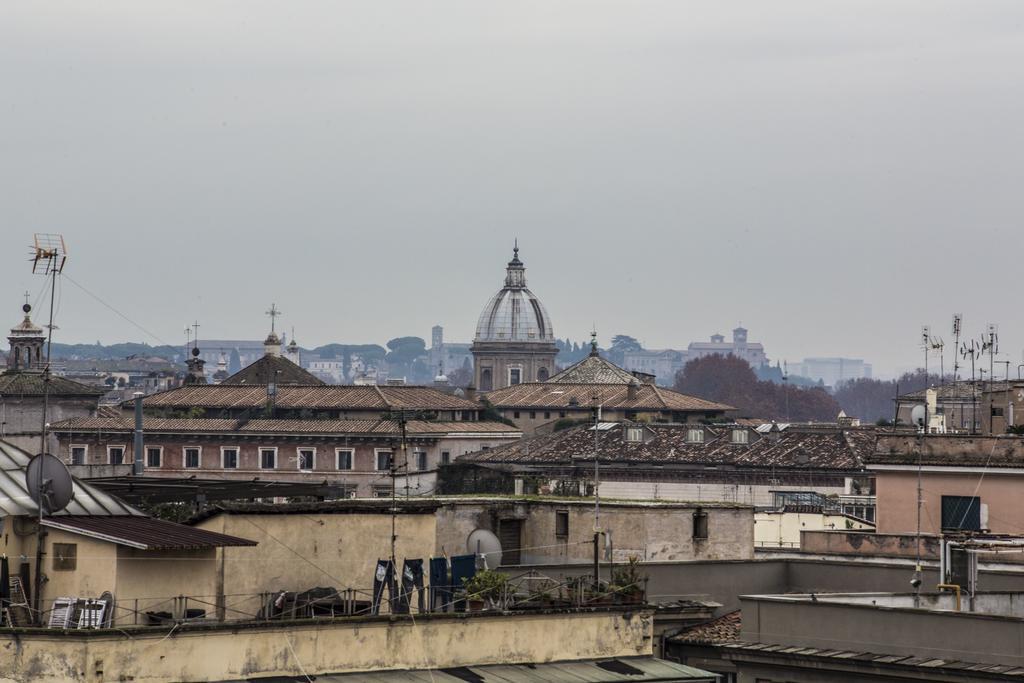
471, 245, 557, 392
789, 357, 871, 388
684, 327, 767, 368
622, 349, 686, 385
429, 325, 472, 379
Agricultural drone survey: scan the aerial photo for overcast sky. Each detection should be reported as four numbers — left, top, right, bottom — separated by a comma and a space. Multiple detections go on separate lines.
2, 2, 1022, 378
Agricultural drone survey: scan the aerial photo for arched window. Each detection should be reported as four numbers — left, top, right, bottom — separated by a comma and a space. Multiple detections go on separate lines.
480, 368, 493, 392
537, 367, 549, 382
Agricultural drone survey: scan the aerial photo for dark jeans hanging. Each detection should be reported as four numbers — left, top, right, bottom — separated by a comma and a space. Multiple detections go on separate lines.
395, 559, 424, 614
450, 554, 477, 613
371, 559, 397, 615
429, 557, 450, 613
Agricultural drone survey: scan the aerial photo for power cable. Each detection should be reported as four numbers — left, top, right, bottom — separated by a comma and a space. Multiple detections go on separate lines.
61, 273, 171, 346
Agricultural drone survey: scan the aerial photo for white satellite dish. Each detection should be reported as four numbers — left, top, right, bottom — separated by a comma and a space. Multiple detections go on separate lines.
466, 528, 503, 569
910, 405, 927, 429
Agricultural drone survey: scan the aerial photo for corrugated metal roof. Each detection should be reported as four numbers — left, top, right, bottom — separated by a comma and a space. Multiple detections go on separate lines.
135, 384, 480, 411
50, 417, 520, 436
0, 439, 143, 517
217, 657, 717, 682
41, 515, 256, 550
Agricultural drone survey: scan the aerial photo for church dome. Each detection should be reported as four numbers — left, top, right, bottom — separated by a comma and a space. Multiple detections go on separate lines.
474, 246, 554, 343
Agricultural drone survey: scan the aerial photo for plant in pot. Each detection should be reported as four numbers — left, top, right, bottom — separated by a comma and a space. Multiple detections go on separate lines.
609, 556, 646, 604
461, 570, 508, 611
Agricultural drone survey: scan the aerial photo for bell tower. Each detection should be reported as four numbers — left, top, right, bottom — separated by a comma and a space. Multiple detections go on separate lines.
7, 299, 45, 372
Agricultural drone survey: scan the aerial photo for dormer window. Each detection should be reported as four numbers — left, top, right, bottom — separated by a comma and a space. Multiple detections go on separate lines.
687, 428, 704, 444
731, 429, 749, 445
625, 427, 643, 443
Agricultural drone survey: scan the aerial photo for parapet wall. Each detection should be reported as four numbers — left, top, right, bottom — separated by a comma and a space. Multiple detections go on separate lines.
0, 609, 652, 683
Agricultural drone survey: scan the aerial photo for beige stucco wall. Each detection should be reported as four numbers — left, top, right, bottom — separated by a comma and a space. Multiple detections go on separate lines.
114, 547, 218, 618
875, 469, 1024, 535
754, 511, 874, 548
0, 610, 652, 683
42, 531, 118, 608
198, 511, 437, 599
434, 501, 754, 564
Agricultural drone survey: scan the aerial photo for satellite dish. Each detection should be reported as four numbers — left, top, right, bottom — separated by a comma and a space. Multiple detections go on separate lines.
467, 528, 503, 569
25, 454, 74, 515
910, 405, 927, 429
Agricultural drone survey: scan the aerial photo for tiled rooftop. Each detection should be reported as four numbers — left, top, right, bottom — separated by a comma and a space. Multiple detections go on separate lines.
134, 384, 480, 411
50, 417, 520, 436
484, 382, 732, 412
670, 610, 741, 645
462, 422, 875, 470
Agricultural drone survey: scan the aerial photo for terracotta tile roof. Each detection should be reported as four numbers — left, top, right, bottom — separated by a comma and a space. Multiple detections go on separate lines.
484, 383, 732, 412
547, 354, 640, 384
221, 354, 325, 386
133, 384, 479, 411
42, 515, 257, 550
50, 416, 520, 436
0, 372, 105, 397
897, 381, 988, 402
462, 422, 874, 471
671, 610, 741, 645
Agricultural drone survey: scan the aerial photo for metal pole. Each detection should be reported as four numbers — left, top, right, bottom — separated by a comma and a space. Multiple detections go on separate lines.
133, 392, 144, 475
33, 267, 58, 623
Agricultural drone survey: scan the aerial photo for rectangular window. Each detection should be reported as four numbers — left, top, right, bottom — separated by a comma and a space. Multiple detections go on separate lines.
555, 510, 569, 538
440, 451, 451, 466
336, 449, 353, 470
687, 428, 704, 444
52, 543, 77, 571
376, 450, 392, 471
415, 451, 427, 471
184, 447, 201, 469
731, 429, 749, 445
146, 447, 162, 468
222, 448, 239, 469
108, 446, 125, 465
513, 411, 521, 419
298, 448, 315, 471
260, 448, 277, 469
942, 495, 981, 531
559, 411, 566, 418
509, 368, 522, 385
693, 509, 709, 540
529, 411, 537, 419
70, 446, 87, 466
544, 411, 551, 419
625, 427, 643, 443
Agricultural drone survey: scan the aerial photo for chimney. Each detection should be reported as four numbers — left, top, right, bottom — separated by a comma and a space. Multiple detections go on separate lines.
627, 380, 639, 401
464, 386, 476, 402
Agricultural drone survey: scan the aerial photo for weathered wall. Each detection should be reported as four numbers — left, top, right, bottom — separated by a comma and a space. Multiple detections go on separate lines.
0, 610, 653, 682
754, 512, 873, 548
875, 469, 1024, 535
799, 530, 940, 559
598, 480, 845, 507
40, 531, 117, 609
198, 511, 437, 598
435, 501, 753, 565
1, 397, 97, 454
114, 548, 218, 618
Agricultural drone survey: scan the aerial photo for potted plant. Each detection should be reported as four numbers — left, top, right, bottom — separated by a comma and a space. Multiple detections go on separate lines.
461, 570, 508, 611
609, 556, 646, 604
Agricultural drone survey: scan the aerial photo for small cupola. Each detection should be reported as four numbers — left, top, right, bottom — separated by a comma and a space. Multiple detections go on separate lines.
7, 301, 45, 372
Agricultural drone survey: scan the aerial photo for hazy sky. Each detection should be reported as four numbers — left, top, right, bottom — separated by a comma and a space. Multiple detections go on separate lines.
2, 2, 1023, 377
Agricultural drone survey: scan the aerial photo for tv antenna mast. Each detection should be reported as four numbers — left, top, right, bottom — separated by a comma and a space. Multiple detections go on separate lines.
983, 324, 999, 430
961, 339, 981, 434
952, 314, 962, 381
28, 233, 68, 623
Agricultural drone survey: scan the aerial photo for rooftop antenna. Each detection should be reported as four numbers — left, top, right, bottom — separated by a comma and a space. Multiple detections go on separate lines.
782, 360, 790, 422
28, 233, 68, 623
983, 324, 998, 431
961, 339, 980, 434
952, 314, 962, 381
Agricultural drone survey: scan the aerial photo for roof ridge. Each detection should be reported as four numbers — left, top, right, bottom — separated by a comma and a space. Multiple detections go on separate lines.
372, 383, 389, 408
